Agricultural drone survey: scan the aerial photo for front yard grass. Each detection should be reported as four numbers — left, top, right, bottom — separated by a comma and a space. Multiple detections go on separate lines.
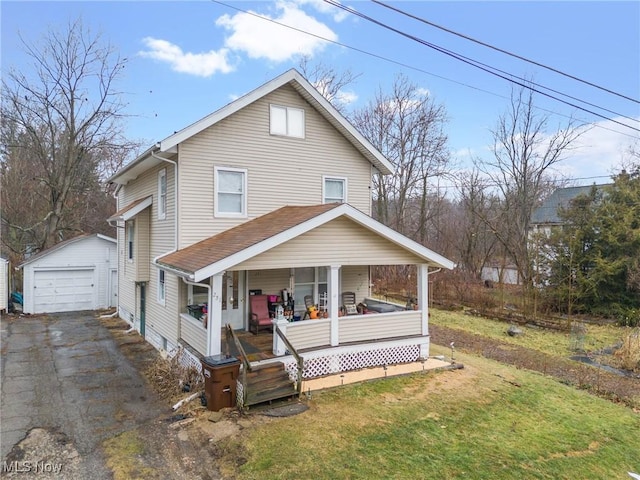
430, 308, 628, 356
221, 348, 640, 479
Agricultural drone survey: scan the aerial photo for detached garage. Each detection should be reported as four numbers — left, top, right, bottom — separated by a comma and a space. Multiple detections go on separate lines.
20, 234, 117, 314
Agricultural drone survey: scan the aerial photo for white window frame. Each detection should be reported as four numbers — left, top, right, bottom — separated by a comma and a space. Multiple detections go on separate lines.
158, 269, 166, 305
214, 166, 248, 218
127, 221, 134, 262
269, 104, 305, 138
158, 168, 167, 220
293, 267, 332, 314
322, 176, 348, 204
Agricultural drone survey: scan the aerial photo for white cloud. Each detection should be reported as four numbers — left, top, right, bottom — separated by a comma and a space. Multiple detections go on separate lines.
552, 117, 639, 182
294, 0, 350, 22
139, 37, 234, 77
216, 1, 337, 63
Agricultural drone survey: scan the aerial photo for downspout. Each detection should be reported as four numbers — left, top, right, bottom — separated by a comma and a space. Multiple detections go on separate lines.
151, 148, 178, 260
150, 149, 180, 340
182, 277, 212, 354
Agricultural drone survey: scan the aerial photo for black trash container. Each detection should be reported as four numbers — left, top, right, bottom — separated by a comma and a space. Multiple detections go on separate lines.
201, 354, 241, 411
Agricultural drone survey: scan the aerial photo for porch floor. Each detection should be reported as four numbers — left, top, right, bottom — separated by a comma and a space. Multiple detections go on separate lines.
221, 328, 276, 362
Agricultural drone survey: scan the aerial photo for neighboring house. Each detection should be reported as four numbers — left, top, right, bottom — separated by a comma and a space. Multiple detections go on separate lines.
19, 234, 117, 314
107, 69, 455, 384
481, 263, 520, 286
530, 184, 610, 236
0, 257, 8, 312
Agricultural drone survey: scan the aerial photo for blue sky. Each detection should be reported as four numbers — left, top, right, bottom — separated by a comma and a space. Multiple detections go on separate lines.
2, 1, 639, 185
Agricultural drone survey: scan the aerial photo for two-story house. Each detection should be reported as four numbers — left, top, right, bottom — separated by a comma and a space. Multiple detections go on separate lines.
107, 69, 454, 388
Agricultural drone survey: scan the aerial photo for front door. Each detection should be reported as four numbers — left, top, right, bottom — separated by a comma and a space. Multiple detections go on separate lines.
221, 271, 245, 330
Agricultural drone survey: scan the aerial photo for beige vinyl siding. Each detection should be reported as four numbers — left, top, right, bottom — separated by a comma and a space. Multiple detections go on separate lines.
286, 320, 331, 350
247, 268, 290, 296
234, 217, 423, 271
180, 315, 207, 355
117, 164, 178, 342
338, 311, 422, 343
340, 265, 369, 304
178, 85, 373, 247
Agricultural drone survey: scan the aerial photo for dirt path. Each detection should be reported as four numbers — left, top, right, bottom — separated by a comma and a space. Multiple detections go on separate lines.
430, 324, 640, 409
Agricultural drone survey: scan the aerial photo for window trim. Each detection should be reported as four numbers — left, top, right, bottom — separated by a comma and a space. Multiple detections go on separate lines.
158, 269, 166, 305
158, 168, 167, 220
214, 166, 248, 218
126, 221, 134, 262
269, 104, 305, 139
322, 175, 348, 204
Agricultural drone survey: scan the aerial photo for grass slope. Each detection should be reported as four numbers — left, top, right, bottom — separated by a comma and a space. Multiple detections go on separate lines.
223, 349, 639, 479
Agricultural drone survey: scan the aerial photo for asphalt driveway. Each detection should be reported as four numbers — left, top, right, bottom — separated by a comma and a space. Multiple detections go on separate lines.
1, 311, 166, 478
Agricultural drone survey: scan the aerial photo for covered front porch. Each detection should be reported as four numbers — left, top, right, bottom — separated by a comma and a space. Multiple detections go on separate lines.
158, 203, 455, 381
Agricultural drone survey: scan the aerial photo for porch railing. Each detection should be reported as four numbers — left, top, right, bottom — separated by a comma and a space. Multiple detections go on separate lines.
225, 324, 252, 391
274, 325, 304, 395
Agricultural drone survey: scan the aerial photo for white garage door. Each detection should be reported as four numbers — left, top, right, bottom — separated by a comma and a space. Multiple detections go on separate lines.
33, 269, 96, 313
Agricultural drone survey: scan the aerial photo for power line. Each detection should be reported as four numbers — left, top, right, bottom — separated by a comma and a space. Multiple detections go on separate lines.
209, 0, 639, 139
371, 0, 640, 105
324, 0, 640, 134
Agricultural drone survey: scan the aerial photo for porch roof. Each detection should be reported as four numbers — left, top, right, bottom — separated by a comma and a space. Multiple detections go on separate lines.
157, 204, 455, 282
107, 196, 153, 224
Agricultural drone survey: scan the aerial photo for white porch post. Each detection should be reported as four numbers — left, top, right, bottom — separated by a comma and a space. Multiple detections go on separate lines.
329, 264, 340, 346
207, 273, 224, 356
417, 264, 429, 359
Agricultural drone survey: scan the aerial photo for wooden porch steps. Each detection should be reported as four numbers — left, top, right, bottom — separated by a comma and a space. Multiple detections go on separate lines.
244, 362, 298, 407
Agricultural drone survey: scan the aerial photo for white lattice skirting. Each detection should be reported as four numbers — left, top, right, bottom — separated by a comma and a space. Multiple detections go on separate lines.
282, 343, 421, 381
170, 345, 202, 372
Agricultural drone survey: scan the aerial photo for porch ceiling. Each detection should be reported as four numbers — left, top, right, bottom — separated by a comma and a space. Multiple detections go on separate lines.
156, 203, 455, 281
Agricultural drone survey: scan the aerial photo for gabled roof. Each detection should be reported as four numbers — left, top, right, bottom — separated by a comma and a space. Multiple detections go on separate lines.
19, 234, 116, 268
109, 69, 394, 186
531, 184, 610, 225
107, 196, 153, 224
156, 203, 455, 282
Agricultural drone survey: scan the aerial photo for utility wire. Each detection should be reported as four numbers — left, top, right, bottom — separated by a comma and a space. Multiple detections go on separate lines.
324, 0, 640, 133
210, 0, 639, 139
371, 0, 640, 105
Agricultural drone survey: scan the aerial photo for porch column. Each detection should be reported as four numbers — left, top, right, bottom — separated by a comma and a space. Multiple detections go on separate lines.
417, 264, 429, 359
328, 264, 340, 346
207, 273, 224, 356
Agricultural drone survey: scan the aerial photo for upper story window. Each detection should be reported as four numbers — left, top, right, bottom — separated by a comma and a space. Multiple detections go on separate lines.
158, 168, 167, 220
323, 176, 347, 204
214, 166, 247, 217
127, 221, 134, 261
270, 104, 305, 138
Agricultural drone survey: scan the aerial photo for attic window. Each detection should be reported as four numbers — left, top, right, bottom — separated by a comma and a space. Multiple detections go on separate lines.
270, 104, 305, 138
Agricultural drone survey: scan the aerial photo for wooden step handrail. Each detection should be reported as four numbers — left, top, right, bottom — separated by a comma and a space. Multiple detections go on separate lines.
274, 325, 304, 395
225, 324, 253, 407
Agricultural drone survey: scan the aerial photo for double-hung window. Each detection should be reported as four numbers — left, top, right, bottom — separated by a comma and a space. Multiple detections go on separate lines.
214, 167, 247, 217
270, 105, 305, 138
323, 176, 347, 204
293, 267, 329, 314
158, 269, 166, 305
127, 221, 134, 261
158, 168, 167, 220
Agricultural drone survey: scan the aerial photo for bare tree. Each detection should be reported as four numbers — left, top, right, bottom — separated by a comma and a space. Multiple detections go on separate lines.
474, 83, 585, 305
298, 56, 360, 114
351, 74, 450, 237
1, 18, 135, 257
454, 169, 500, 279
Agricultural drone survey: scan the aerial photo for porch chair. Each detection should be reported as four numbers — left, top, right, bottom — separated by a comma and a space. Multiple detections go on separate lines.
342, 291, 359, 315
249, 294, 272, 335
